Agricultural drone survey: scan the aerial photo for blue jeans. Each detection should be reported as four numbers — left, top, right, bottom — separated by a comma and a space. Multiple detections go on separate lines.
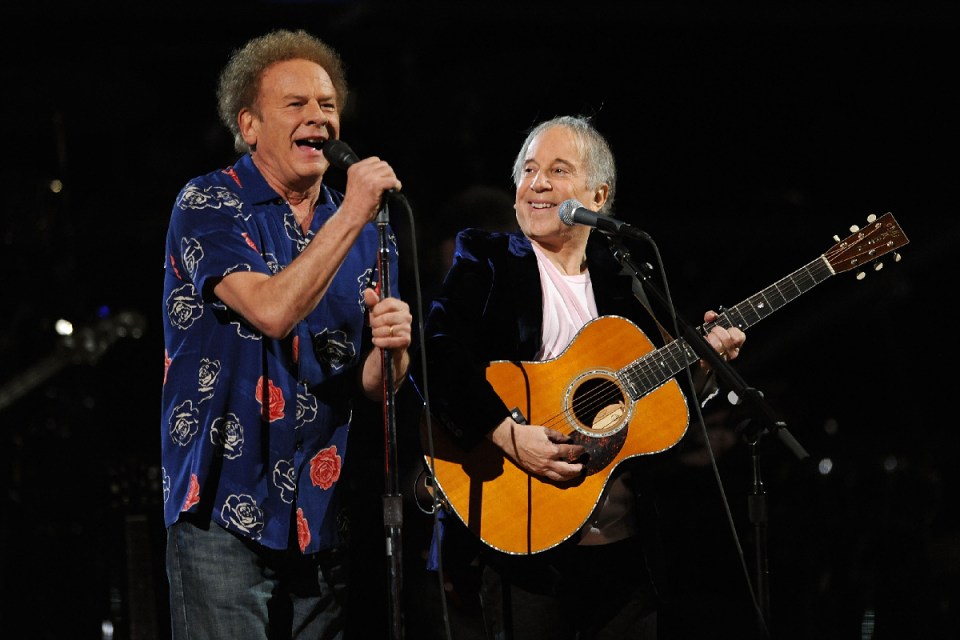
166, 518, 346, 640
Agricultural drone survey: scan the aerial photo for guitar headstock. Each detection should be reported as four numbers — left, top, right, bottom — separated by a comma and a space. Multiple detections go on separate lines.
824, 212, 909, 277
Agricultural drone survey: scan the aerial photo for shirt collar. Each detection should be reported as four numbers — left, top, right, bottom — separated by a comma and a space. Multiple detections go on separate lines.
230, 154, 336, 210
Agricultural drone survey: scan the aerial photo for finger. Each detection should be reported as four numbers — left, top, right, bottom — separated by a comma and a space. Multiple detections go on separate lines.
382, 324, 403, 339
546, 463, 583, 482
544, 427, 572, 443
362, 288, 381, 309
558, 459, 584, 476
707, 337, 724, 357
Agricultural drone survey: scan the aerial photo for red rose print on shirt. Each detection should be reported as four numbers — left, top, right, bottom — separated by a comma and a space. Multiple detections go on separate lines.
296, 508, 311, 552
255, 376, 285, 422
169, 254, 182, 280
164, 350, 172, 386
309, 445, 342, 490
221, 166, 242, 188
242, 232, 259, 253
181, 474, 200, 511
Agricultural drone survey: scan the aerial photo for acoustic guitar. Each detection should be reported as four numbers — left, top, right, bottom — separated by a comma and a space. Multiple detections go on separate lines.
421, 213, 909, 555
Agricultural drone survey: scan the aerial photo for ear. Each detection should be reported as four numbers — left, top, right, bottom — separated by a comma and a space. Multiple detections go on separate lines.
238, 108, 258, 148
592, 183, 609, 210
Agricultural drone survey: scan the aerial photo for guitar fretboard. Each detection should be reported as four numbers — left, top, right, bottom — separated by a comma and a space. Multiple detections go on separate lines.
618, 256, 833, 400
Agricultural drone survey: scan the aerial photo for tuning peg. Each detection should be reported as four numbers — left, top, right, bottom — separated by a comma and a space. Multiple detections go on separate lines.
866, 213, 877, 223
833, 235, 841, 242
874, 262, 884, 271
856, 270, 867, 280
894, 252, 902, 262
849, 224, 860, 233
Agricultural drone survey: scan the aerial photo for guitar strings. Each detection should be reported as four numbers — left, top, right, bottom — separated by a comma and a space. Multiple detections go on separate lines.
526, 222, 888, 435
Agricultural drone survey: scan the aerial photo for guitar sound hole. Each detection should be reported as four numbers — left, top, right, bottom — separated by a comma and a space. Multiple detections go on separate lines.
570, 377, 626, 435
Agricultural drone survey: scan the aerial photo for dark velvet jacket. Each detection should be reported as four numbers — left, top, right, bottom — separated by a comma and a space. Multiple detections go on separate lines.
420, 228, 668, 452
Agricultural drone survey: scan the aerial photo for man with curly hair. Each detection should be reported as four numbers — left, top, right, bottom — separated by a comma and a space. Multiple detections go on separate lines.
160, 29, 411, 639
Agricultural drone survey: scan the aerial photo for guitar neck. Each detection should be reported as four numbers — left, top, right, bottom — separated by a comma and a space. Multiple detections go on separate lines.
620, 256, 833, 400
707, 255, 833, 334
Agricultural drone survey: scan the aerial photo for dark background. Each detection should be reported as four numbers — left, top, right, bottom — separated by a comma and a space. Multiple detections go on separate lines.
1, 2, 957, 639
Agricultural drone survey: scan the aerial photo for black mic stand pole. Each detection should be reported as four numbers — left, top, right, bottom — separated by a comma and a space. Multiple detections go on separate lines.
605, 234, 808, 637
376, 200, 404, 640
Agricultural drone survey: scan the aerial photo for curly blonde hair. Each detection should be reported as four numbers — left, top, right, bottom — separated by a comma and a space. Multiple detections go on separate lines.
216, 29, 349, 153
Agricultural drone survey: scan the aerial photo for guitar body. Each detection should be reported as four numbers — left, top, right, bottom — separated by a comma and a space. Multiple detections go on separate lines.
422, 315, 689, 555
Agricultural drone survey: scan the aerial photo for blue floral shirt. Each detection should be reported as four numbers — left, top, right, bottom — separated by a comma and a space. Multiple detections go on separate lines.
160, 154, 398, 553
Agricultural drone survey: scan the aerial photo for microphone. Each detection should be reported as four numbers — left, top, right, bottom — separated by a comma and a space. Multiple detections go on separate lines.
322, 138, 400, 202
320, 138, 406, 216
321, 138, 360, 169
557, 199, 650, 241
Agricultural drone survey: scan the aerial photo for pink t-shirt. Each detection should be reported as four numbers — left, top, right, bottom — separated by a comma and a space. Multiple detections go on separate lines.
531, 242, 598, 361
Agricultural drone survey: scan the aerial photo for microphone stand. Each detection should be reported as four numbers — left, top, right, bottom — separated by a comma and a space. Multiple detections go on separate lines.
605, 233, 808, 637
376, 200, 404, 640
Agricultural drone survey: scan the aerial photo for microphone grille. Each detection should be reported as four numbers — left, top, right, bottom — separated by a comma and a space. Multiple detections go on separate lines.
321, 139, 360, 170
558, 199, 584, 226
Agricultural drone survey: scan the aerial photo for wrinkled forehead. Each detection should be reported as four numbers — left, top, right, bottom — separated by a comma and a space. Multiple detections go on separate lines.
526, 126, 583, 165
259, 59, 338, 100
